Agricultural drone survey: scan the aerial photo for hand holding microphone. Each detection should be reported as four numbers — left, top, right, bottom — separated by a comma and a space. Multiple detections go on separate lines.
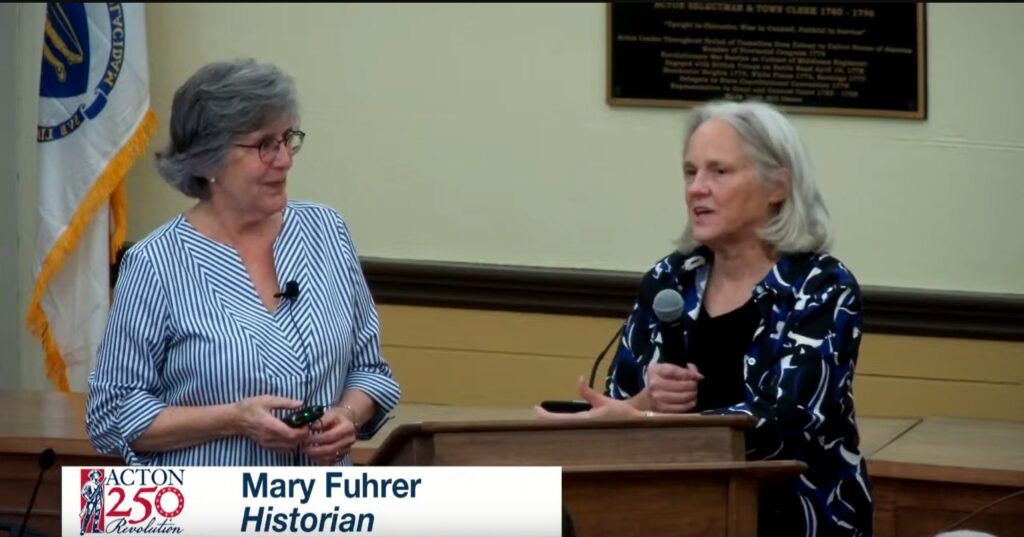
645, 362, 703, 413
645, 288, 704, 413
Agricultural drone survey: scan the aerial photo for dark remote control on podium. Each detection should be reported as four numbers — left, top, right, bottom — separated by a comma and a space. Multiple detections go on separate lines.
539, 400, 592, 413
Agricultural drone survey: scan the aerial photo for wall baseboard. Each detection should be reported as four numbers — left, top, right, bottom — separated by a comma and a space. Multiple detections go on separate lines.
361, 257, 1024, 341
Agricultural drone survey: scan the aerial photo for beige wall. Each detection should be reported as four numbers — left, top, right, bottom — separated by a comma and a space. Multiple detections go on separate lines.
125, 3, 1024, 292
12, 4, 45, 390
8, 4, 1024, 393
380, 305, 1024, 422
0, 4, 20, 390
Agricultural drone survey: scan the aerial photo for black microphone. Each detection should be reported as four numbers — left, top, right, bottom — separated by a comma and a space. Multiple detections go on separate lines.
275, 280, 300, 300
14, 448, 56, 537
653, 288, 686, 366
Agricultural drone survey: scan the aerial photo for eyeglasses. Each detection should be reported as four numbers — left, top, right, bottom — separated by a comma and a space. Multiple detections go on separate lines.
234, 129, 305, 163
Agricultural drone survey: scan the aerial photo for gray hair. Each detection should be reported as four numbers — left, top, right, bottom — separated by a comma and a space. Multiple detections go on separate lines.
677, 101, 833, 254
155, 59, 299, 199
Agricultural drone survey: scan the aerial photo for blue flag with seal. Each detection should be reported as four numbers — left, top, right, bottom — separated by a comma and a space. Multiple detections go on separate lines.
27, 3, 157, 391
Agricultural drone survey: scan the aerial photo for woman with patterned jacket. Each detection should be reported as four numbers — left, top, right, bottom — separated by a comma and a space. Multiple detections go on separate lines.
538, 101, 873, 536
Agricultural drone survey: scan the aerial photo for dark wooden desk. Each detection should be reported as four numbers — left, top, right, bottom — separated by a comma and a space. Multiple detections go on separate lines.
868, 417, 1024, 537
1, 393, 1021, 537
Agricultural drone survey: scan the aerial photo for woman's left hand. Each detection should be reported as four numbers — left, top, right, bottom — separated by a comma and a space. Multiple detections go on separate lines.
534, 376, 643, 420
301, 407, 358, 465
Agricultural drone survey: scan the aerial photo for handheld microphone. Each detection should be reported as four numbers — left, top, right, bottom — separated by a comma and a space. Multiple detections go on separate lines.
652, 288, 686, 366
14, 448, 56, 537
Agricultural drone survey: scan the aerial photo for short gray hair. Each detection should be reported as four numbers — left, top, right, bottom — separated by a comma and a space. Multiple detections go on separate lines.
155, 59, 299, 199
677, 101, 833, 254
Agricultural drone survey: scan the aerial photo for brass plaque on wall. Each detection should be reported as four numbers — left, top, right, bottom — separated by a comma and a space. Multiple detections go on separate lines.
608, 3, 926, 119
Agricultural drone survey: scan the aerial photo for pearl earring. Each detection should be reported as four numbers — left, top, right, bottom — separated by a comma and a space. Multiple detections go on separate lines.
208, 177, 217, 183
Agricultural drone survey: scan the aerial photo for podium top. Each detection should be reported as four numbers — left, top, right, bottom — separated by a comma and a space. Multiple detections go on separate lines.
389, 413, 755, 434
369, 413, 756, 467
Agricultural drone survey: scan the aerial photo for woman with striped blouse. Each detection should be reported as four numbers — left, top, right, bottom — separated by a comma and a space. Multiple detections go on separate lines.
86, 59, 400, 466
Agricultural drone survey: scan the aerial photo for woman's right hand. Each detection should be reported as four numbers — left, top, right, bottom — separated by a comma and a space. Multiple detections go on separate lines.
235, 396, 309, 453
644, 362, 704, 413
535, 376, 642, 421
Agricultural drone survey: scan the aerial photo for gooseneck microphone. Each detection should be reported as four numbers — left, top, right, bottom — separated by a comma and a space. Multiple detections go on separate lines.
587, 323, 625, 391
15, 448, 56, 537
652, 288, 686, 366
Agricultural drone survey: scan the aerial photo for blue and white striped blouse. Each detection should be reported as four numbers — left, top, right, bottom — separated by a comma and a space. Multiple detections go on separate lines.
86, 201, 401, 466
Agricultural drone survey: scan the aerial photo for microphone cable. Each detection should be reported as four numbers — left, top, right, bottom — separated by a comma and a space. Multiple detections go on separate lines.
937, 487, 1024, 534
275, 281, 319, 465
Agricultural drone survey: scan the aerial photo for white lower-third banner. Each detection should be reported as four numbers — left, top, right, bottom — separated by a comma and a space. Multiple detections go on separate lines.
63, 466, 562, 536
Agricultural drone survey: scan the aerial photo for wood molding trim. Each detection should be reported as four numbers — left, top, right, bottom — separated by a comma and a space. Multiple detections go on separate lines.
361, 257, 1024, 341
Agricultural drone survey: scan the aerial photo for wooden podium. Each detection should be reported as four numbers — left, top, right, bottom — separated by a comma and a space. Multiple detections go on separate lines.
2, 394, 1019, 536
368, 414, 805, 537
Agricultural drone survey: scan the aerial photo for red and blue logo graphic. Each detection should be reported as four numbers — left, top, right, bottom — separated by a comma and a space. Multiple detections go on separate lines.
79, 469, 105, 534
78, 468, 186, 534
